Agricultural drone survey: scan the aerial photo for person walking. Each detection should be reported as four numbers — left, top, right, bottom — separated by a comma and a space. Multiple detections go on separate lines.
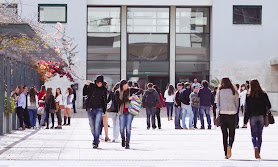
27, 87, 39, 129
55, 88, 63, 129
216, 78, 239, 159
239, 84, 248, 128
180, 82, 194, 130
107, 83, 120, 142
15, 86, 25, 130
101, 81, 111, 142
115, 80, 142, 149
64, 87, 74, 126
83, 76, 107, 149
190, 86, 200, 129
38, 86, 46, 125
142, 83, 162, 130
44, 88, 56, 129
174, 83, 183, 129
198, 80, 213, 129
71, 84, 77, 113
164, 85, 175, 121
153, 85, 165, 129
244, 79, 271, 159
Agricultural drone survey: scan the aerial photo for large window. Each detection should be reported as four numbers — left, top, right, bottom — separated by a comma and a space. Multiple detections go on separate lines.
127, 7, 169, 91
38, 4, 67, 23
87, 7, 121, 89
233, 6, 262, 24
176, 8, 210, 83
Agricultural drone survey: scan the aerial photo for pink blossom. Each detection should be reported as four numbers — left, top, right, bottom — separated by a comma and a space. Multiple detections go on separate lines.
53, 37, 59, 41
56, 22, 63, 28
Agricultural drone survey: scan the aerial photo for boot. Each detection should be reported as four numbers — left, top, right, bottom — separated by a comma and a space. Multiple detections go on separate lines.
22, 125, 26, 130
67, 117, 71, 125
125, 142, 130, 149
63, 116, 67, 126
255, 147, 261, 159
122, 138, 125, 147
168, 117, 170, 121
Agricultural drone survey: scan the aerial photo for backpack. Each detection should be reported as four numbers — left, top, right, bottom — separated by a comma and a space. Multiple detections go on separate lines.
144, 91, 157, 107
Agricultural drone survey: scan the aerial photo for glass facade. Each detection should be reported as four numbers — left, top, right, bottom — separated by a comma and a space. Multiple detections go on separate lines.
38, 4, 67, 23
176, 8, 210, 83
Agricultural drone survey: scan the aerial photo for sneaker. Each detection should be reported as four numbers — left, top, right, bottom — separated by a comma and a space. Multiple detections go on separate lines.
255, 147, 261, 159
208, 126, 212, 130
158, 127, 161, 129
189, 127, 195, 130
122, 138, 126, 147
227, 146, 232, 159
93, 144, 98, 149
147, 127, 150, 130
175, 127, 183, 130
183, 127, 188, 130
125, 142, 130, 149
200, 127, 205, 130
99, 135, 104, 140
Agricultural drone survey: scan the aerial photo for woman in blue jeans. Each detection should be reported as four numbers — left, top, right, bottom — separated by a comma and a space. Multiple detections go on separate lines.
245, 79, 271, 159
164, 85, 175, 121
115, 80, 142, 149
27, 87, 38, 129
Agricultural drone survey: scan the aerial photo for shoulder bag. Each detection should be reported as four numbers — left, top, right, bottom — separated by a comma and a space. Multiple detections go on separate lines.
215, 90, 221, 127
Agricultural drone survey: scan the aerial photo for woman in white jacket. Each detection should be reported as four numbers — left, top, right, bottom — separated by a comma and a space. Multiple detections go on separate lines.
64, 87, 74, 126
239, 84, 248, 128
164, 85, 175, 121
27, 87, 39, 128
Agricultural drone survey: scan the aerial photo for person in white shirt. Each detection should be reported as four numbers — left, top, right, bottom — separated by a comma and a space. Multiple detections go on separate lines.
164, 85, 175, 121
191, 78, 201, 90
64, 87, 74, 126
55, 88, 63, 129
239, 84, 248, 128
27, 87, 38, 128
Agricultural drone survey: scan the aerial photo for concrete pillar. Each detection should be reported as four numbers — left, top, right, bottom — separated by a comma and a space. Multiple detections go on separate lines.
121, 6, 127, 80
0, 55, 4, 135
170, 6, 176, 86
6, 57, 11, 133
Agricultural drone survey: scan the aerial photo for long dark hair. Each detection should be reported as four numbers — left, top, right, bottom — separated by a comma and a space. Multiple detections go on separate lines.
40, 85, 46, 93
219, 78, 237, 95
249, 79, 265, 98
45, 88, 53, 103
168, 85, 175, 96
153, 85, 161, 94
119, 80, 128, 91
67, 87, 73, 95
29, 87, 36, 102
55, 88, 62, 98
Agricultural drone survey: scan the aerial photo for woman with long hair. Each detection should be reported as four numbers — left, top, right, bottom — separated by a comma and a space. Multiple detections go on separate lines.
244, 79, 271, 159
64, 87, 74, 126
38, 85, 46, 125
27, 87, 38, 128
164, 85, 175, 121
153, 85, 165, 129
55, 88, 63, 129
115, 80, 142, 149
216, 78, 239, 159
44, 88, 56, 129
15, 86, 25, 130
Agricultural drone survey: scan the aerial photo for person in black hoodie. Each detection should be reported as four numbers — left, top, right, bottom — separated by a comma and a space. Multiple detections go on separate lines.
142, 83, 162, 130
174, 83, 183, 129
180, 82, 194, 130
244, 79, 271, 159
44, 88, 56, 129
83, 75, 107, 149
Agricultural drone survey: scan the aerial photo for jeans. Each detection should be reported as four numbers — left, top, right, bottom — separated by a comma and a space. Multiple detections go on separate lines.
88, 108, 103, 145
155, 108, 161, 128
250, 115, 264, 153
28, 109, 37, 127
119, 112, 134, 142
220, 114, 236, 156
165, 102, 174, 117
146, 107, 157, 129
199, 106, 212, 128
16, 107, 24, 128
192, 107, 199, 128
181, 104, 194, 128
40, 110, 47, 127
174, 107, 182, 129
110, 112, 120, 141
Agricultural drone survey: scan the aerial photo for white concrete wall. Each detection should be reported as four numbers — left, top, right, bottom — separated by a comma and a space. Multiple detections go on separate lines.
211, 0, 278, 111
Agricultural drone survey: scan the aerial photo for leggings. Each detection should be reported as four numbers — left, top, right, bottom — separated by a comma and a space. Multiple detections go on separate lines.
220, 114, 236, 156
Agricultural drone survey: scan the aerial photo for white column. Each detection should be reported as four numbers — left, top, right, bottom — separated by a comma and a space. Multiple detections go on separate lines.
121, 6, 127, 80
170, 6, 176, 86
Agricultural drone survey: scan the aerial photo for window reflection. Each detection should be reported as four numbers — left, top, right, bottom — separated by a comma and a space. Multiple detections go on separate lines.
233, 6, 262, 24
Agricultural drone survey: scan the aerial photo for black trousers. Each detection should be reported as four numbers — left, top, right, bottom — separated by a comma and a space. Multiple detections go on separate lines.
23, 108, 31, 127
16, 107, 24, 128
45, 109, 55, 127
37, 114, 41, 124
73, 100, 76, 113
155, 108, 161, 128
220, 114, 236, 156
56, 109, 62, 125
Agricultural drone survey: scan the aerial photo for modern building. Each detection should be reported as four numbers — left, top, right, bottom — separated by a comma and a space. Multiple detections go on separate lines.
1, 0, 278, 111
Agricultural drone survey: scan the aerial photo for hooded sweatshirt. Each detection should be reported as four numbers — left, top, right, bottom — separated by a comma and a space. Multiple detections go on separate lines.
142, 88, 162, 108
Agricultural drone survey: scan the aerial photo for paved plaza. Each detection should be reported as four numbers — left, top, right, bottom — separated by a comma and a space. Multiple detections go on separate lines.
0, 109, 277, 166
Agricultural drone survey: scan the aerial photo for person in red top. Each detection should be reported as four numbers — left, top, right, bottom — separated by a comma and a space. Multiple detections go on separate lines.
153, 85, 166, 129
37, 85, 46, 125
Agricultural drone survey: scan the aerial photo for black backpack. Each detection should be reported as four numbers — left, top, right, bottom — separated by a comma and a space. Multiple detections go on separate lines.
145, 91, 157, 107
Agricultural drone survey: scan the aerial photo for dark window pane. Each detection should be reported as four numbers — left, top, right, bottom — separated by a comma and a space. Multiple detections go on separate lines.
176, 34, 209, 61
88, 33, 120, 61
128, 34, 169, 61
176, 8, 209, 33
39, 4, 67, 23
87, 61, 120, 75
176, 62, 209, 82
88, 7, 120, 33
127, 61, 169, 76
127, 7, 169, 33
233, 6, 262, 24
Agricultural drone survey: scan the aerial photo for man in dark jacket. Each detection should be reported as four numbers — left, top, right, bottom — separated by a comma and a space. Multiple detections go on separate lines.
198, 80, 213, 129
71, 84, 77, 113
180, 82, 194, 129
142, 83, 162, 130
174, 83, 183, 129
83, 75, 107, 149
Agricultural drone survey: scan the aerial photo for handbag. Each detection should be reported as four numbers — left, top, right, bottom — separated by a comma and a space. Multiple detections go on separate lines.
37, 107, 45, 115
265, 109, 275, 127
128, 95, 142, 116
215, 90, 222, 127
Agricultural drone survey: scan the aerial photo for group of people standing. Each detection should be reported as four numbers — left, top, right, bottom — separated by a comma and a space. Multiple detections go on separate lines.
12, 84, 77, 130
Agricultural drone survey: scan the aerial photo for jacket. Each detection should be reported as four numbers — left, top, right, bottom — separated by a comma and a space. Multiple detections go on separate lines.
216, 89, 239, 115
45, 95, 56, 110
174, 91, 182, 107
198, 87, 213, 107
244, 92, 271, 124
157, 93, 166, 108
190, 92, 200, 108
107, 91, 119, 113
180, 88, 191, 105
142, 89, 162, 108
